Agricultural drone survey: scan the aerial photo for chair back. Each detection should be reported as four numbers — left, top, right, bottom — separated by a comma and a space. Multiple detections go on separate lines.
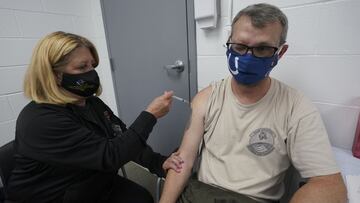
0, 141, 15, 188
279, 165, 305, 203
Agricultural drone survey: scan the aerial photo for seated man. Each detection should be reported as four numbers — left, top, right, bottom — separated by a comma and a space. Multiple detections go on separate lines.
160, 3, 347, 203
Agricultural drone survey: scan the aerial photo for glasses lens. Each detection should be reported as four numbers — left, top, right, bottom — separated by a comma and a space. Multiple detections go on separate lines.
230, 44, 248, 55
253, 46, 276, 57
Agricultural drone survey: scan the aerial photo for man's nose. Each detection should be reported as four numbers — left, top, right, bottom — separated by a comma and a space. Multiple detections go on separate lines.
246, 48, 254, 55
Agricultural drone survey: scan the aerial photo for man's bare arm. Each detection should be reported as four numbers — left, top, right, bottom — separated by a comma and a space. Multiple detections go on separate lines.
159, 87, 212, 203
290, 173, 347, 203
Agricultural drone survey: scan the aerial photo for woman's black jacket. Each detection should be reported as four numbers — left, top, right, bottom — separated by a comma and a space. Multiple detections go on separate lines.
6, 96, 167, 202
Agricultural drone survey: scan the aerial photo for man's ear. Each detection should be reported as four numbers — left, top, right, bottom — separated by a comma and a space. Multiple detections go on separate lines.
278, 44, 288, 59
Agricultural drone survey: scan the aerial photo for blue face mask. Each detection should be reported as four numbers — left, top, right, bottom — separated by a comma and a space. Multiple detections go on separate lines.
226, 48, 278, 85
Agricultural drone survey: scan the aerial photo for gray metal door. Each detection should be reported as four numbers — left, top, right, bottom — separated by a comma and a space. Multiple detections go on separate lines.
101, 0, 196, 155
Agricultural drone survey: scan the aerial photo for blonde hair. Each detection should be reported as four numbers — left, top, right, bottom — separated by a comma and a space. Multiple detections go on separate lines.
24, 31, 102, 105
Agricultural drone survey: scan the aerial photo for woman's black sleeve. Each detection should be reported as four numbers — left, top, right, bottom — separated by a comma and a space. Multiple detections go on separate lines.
17, 110, 157, 172
133, 145, 168, 177
108, 107, 168, 177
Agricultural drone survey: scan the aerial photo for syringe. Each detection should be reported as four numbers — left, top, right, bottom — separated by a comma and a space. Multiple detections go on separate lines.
172, 95, 190, 104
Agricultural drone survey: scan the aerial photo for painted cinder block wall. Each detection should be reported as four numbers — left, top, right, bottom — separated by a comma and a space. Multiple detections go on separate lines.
0, 0, 116, 145
196, 0, 360, 151
0, 0, 359, 153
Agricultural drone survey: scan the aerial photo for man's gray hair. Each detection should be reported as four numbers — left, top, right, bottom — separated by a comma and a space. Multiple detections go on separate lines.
231, 3, 288, 45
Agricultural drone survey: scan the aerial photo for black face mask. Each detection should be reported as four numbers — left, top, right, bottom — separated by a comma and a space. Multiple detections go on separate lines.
61, 69, 100, 97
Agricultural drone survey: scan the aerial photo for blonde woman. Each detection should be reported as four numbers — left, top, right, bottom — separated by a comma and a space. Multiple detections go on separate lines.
6, 31, 183, 203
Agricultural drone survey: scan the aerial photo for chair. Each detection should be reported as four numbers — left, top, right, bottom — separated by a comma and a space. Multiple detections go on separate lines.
120, 166, 127, 178
0, 141, 15, 188
0, 140, 15, 202
279, 165, 305, 203
155, 177, 163, 203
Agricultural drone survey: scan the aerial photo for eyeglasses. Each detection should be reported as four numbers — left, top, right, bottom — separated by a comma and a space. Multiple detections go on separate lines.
226, 42, 278, 58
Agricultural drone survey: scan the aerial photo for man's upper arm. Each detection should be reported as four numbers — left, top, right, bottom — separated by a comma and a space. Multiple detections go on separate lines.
177, 86, 212, 166
159, 87, 212, 203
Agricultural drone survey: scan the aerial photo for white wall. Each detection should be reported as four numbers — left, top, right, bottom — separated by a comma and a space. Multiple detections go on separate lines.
196, 0, 360, 150
1, 0, 359, 152
0, 0, 117, 145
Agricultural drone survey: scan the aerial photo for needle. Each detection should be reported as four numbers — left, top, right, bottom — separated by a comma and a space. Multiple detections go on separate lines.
172, 95, 190, 104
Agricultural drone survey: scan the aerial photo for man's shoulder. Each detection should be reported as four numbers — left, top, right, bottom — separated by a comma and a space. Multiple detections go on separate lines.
193, 86, 212, 103
190, 86, 212, 118
195, 77, 229, 102
272, 78, 306, 101
272, 78, 317, 117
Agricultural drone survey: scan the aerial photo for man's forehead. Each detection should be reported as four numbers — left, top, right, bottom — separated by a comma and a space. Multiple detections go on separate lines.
232, 16, 282, 46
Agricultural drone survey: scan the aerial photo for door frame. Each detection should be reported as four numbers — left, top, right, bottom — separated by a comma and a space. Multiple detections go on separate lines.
184, 0, 198, 100
100, 0, 197, 116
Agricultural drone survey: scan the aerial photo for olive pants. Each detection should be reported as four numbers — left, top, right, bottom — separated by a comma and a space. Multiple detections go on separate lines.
178, 178, 279, 203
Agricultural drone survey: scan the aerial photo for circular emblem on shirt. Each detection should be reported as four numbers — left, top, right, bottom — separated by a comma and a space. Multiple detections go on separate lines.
247, 128, 275, 156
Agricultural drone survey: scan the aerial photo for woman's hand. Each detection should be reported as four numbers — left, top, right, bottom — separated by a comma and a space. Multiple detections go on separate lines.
162, 151, 184, 173
146, 91, 174, 119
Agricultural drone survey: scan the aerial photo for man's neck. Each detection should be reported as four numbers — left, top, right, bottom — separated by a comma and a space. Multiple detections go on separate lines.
231, 77, 271, 105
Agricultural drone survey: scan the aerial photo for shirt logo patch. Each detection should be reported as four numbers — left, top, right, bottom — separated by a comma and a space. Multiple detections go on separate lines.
247, 128, 275, 156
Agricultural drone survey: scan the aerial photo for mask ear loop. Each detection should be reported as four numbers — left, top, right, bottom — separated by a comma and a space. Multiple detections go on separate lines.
52, 67, 64, 86
277, 42, 288, 60
270, 42, 286, 67
224, 37, 232, 49
55, 72, 63, 86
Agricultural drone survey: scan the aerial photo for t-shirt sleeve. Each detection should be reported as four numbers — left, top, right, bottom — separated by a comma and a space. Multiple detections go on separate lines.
287, 95, 340, 178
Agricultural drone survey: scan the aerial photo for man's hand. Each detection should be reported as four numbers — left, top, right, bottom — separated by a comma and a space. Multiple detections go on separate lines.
162, 151, 184, 173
